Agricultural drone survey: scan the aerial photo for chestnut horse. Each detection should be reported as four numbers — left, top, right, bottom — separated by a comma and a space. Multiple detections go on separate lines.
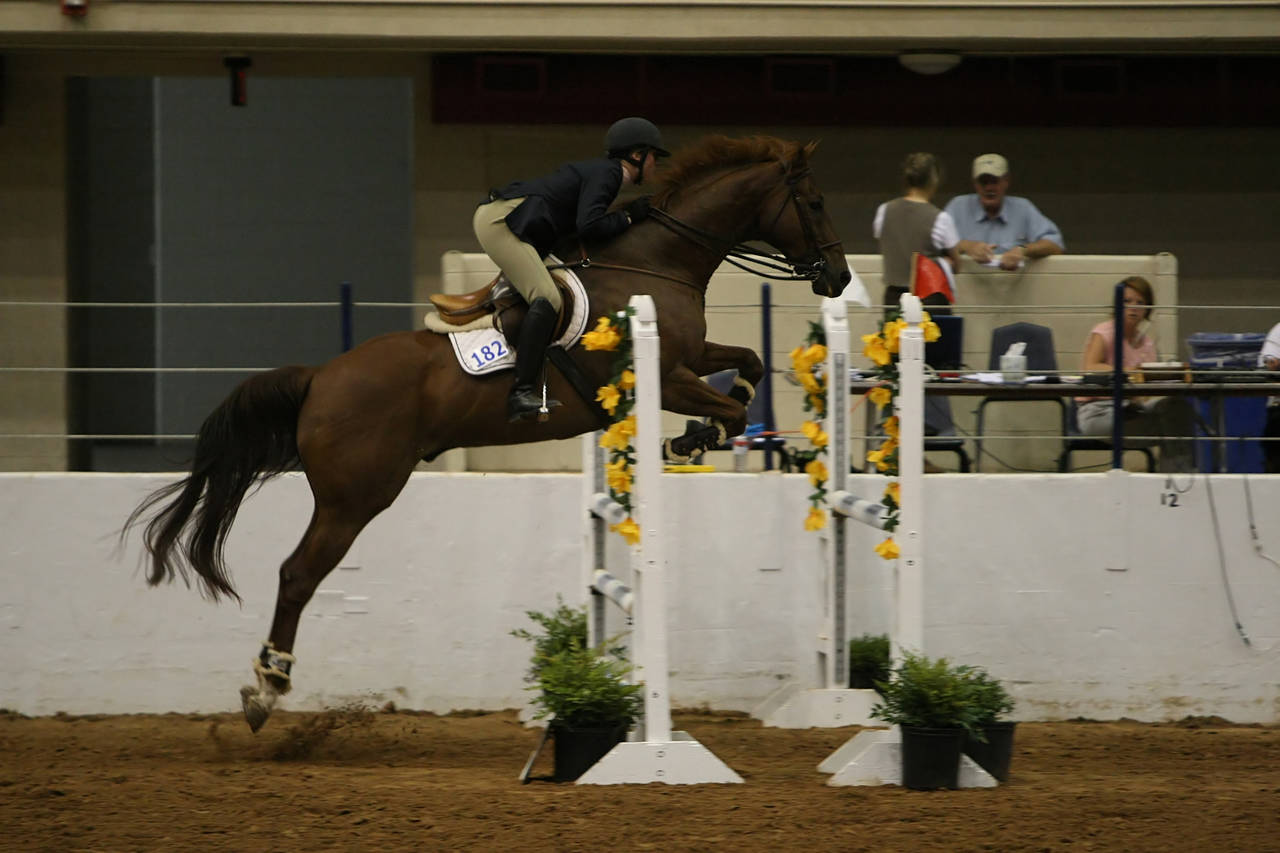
123, 135, 850, 731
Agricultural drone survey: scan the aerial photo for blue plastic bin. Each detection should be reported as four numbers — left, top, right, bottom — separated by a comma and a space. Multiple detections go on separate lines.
1195, 396, 1266, 473
1187, 332, 1266, 370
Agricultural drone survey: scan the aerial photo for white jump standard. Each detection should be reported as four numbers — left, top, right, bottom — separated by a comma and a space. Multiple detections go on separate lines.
753, 296, 891, 729
816, 293, 995, 788
576, 294, 742, 786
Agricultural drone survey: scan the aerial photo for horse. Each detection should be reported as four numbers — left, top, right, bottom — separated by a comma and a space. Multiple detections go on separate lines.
123, 134, 850, 731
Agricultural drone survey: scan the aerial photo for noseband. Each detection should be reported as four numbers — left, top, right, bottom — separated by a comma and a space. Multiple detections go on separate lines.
649, 163, 840, 282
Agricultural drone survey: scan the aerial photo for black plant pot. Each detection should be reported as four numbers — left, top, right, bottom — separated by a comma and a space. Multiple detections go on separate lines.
551, 722, 626, 782
964, 721, 1017, 783
899, 725, 964, 790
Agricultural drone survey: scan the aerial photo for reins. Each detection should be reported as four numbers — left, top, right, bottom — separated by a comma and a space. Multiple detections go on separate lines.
651, 164, 837, 282
548, 159, 836, 288
546, 255, 704, 293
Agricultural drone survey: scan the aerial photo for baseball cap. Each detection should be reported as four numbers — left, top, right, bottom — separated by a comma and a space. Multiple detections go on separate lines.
972, 153, 1009, 179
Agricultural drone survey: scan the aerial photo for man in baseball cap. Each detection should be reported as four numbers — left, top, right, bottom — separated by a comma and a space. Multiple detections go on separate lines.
944, 153, 1063, 270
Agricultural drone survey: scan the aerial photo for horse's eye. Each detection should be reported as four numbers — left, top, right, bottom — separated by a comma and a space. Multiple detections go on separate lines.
809, 199, 824, 211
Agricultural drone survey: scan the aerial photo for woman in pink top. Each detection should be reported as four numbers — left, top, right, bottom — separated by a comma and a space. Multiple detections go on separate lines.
1076, 276, 1196, 472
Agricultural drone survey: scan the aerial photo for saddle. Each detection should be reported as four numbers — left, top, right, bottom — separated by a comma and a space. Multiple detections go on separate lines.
429, 273, 577, 345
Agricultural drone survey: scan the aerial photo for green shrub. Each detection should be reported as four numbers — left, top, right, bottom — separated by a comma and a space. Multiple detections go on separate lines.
871, 651, 984, 734
964, 666, 1015, 725
512, 598, 641, 730
510, 597, 587, 684
848, 633, 890, 689
529, 645, 643, 729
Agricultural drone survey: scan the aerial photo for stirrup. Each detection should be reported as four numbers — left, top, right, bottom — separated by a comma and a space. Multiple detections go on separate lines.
508, 384, 561, 423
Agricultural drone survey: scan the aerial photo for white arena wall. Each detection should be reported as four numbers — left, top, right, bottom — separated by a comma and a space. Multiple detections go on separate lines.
2, 470, 1278, 723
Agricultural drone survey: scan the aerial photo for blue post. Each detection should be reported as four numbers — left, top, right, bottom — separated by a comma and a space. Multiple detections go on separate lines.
1111, 281, 1124, 469
340, 281, 353, 353
761, 282, 775, 471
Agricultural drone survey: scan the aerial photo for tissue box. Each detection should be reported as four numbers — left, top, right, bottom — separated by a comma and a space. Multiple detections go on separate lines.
1186, 332, 1266, 369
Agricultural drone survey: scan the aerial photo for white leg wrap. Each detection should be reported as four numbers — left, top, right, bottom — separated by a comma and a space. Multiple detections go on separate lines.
664, 437, 693, 464
252, 646, 296, 693
240, 642, 296, 732
732, 375, 756, 403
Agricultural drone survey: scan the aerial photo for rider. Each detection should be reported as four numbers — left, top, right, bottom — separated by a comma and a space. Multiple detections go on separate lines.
473, 116, 670, 422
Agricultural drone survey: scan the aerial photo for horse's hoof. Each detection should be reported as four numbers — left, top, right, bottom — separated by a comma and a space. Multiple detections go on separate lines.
240, 684, 271, 733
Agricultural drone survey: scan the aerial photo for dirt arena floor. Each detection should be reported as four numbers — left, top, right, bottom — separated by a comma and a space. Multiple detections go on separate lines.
2, 706, 1278, 852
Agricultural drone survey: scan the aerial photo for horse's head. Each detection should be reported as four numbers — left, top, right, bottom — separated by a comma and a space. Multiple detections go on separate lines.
648, 136, 851, 297
762, 141, 851, 298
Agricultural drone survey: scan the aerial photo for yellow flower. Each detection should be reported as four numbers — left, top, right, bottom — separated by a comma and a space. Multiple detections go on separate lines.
868, 386, 893, 410
618, 369, 636, 391
805, 458, 828, 487
802, 343, 827, 369
801, 420, 822, 441
884, 481, 900, 504
611, 516, 641, 545
874, 537, 900, 560
882, 318, 907, 354
867, 439, 896, 472
799, 370, 822, 396
595, 383, 621, 415
862, 333, 891, 367
922, 319, 941, 343
883, 415, 900, 439
804, 505, 827, 531
808, 428, 828, 449
599, 415, 636, 451
582, 317, 622, 351
606, 459, 632, 495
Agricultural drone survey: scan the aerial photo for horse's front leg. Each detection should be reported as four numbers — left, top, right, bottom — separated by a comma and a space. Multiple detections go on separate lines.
690, 341, 765, 410
660, 364, 748, 462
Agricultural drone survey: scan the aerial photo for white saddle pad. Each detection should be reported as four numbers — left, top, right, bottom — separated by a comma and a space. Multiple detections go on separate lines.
442, 267, 591, 376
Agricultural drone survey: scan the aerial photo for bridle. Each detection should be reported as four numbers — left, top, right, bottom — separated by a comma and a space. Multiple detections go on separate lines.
649, 162, 841, 282
549, 159, 839, 291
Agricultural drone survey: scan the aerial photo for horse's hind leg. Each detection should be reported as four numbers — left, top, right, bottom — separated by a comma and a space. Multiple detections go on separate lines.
240, 505, 366, 732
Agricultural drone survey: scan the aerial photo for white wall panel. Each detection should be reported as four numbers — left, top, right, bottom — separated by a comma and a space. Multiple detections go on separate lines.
2, 470, 1278, 722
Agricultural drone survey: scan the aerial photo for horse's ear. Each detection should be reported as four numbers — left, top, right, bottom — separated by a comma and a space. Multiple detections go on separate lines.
803, 140, 821, 160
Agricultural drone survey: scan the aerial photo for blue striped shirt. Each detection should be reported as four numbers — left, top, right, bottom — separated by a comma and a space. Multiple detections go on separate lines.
943, 194, 1064, 254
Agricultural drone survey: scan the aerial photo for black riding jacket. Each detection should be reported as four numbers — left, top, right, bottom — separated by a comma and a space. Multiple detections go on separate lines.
488, 157, 631, 258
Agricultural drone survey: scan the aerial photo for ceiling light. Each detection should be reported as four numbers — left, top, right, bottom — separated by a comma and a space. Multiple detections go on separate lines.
898, 53, 962, 76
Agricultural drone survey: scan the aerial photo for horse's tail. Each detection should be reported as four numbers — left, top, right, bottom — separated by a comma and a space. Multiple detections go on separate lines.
122, 365, 315, 602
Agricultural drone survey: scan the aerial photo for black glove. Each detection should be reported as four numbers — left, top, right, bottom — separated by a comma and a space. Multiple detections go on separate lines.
625, 196, 651, 224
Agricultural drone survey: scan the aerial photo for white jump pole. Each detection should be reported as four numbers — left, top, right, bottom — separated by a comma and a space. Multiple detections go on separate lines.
577, 294, 742, 786
822, 293, 994, 788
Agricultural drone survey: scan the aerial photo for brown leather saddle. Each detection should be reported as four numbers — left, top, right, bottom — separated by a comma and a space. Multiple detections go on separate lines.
428, 273, 577, 345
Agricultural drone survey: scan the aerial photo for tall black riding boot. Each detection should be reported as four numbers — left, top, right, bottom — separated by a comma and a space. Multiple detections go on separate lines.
507, 297, 561, 422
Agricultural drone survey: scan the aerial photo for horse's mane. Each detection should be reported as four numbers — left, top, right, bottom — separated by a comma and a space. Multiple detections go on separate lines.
651, 135, 806, 207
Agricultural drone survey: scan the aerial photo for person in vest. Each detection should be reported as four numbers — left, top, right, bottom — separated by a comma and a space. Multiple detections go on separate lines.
873, 152, 961, 317
474, 117, 670, 422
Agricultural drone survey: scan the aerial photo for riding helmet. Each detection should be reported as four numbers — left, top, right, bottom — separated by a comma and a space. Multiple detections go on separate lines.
605, 117, 670, 159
